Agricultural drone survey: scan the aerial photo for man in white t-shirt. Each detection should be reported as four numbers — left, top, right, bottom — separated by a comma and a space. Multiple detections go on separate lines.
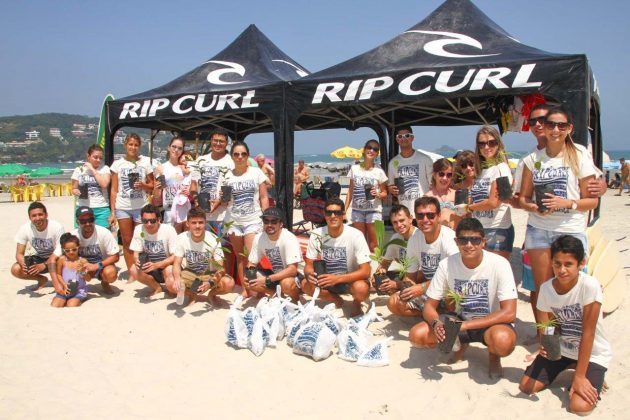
411, 218, 518, 379
247, 207, 302, 301
303, 198, 371, 316
388, 197, 459, 317
387, 126, 433, 212
129, 204, 178, 297
173, 208, 235, 305
73, 206, 119, 294
12, 202, 65, 290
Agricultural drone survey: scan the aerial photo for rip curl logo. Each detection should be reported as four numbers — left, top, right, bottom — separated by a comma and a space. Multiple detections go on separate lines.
323, 247, 348, 274
420, 252, 441, 280
455, 278, 490, 319
205, 60, 249, 85
404, 30, 500, 58
79, 244, 102, 263
271, 60, 309, 78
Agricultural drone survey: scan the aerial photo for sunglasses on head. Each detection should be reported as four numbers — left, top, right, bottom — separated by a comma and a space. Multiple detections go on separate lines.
142, 218, 158, 225
437, 171, 453, 178
324, 209, 344, 217
528, 116, 546, 126
396, 133, 413, 140
544, 121, 570, 131
262, 218, 280, 225
455, 236, 483, 246
415, 212, 437, 220
365, 145, 379, 152
79, 217, 95, 225
63, 247, 79, 253
477, 139, 499, 148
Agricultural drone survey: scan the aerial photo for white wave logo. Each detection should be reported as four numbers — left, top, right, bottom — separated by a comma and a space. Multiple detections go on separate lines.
205, 60, 248, 85
405, 30, 500, 58
271, 59, 309, 77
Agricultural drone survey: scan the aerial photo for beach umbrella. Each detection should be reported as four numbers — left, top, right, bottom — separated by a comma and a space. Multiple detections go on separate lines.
330, 146, 362, 159
0, 163, 29, 176
29, 167, 63, 177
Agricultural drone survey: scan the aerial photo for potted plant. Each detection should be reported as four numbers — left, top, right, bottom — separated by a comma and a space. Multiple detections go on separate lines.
536, 318, 561, 361
395, 255, 417, 296
445, 289, 465, 315
370, 220, 407, 295
310, 231, 331, 276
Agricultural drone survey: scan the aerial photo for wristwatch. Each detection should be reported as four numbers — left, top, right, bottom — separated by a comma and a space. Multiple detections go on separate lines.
570, 200, 578, 210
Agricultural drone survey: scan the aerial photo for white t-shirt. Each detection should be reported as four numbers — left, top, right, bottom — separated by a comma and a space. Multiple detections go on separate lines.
15, 219, 65, 259
471, 163, 513, 229
224, 167, 269, 225
71, 165, 111, 208
383, 228, 416, 272
426, 250, 517, 320
159, 161, 186, 208
347, 164, 388, 213
387, 150, 433, 212
249, 228, 303, 273
71, 225, 119, 264
306, 225, 371, 274
523, 147, 598, 233
191, 153, 234, 221
174, 231, 224, 274
110, 158, 153, 210
538, 272, 612, 368
130, 223, 178, 262
406, 226, 459, 279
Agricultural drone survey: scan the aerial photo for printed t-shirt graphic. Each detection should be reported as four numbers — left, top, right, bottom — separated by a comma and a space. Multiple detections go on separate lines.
72, 225, 119, 263
15, 219, 65, 259
71, 165, 110, 207
249, 229, 303, 274
455, 278, 490, 319
550, 302, 582, 352
471, 177, 493, 219
406, 226, 458, 280
323, 247, 348, 274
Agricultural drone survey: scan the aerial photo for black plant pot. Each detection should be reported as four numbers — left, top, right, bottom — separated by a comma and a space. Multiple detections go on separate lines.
66, 280, 79, 296
79, 183, 89, 199
496, 176, 512, 200
244, 267, 258, 283
314, 260, 327, 276
438, 315, 463, 354
454, 188, 469, 206
221, 186, 232, 203
127, 172, 139, 190
197, 192, 211, 212
395, 177, 406, 195
535, 184, 556, 213
373, 272, 389, 296
190, 278, 201, 294
541, 333, 562, 361
24, 255, 36, 270
364, 185, 374, 200
156, 174, 166, 188
138, 252, 149, 268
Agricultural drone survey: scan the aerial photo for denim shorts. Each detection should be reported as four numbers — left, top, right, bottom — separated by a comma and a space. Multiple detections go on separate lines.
524, 225, 588, 251
227, 221, 263, 237
55, 290, 88, 301
484, 225, 515, 252
351, 209, 382, 223
115, 208, 142, 223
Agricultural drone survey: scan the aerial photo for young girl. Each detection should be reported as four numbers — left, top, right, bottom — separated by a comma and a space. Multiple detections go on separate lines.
344, 139, 388, 251
109, 133, 154, 271
52, 233, 89, 307
223, 141, 269, 296
154, 136, 191, 233
519, 235, 611, 415
71, 145, 111, 228
425, 158, 457, 229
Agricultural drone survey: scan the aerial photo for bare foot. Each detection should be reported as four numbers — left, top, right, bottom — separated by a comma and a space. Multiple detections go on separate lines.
101, 282, 114, 295
450, 342, 469, 364
488, 354, 503, 379
524, 350, 539, 363
148, 286, 162, 297
349, 300, 364, 317
602, 381, 609, 393
30, 277, 48, 291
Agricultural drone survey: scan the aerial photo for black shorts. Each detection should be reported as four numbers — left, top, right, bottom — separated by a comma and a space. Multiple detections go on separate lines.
148, 269, 165, 284
325, 280, 368, 295
524, 355, 607, 396
458, 323, 516, 346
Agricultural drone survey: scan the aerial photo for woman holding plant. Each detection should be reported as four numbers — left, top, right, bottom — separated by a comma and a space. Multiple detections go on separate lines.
519, 235, 611, 415
455, 127, 514, 260
425, 158, 458, 229
344, 139, 388, 251
154, 136, 191, 233
71, 144, 111, 228
110, 133, 155, 271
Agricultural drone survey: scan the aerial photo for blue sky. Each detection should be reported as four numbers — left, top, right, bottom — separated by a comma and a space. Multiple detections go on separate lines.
1, 0, 629, 155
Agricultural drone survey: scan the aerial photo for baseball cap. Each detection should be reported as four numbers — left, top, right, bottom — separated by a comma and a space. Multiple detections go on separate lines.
75, 206, 94, 218
261, 207, 283, 222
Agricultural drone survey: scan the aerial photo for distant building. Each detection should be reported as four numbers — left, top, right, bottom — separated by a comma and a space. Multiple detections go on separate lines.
87, 123, 97, 130
73, 123, 86, 130
49, 128, 62, 138
71, 130, 88, 138
25, 130, 40, 140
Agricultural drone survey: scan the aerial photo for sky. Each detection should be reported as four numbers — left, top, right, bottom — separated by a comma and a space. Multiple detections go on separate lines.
1, 0, 629, 156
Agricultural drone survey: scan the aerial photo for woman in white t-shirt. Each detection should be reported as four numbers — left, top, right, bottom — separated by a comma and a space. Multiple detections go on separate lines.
71, 144, 111, 228
109, 133, 155, 271
519, 107, 598, 312
425, 158, 458, 229
154, 136, 191, 233
223, 141, 269, 293
520, 235, 611, 415
344, 139, 388, 251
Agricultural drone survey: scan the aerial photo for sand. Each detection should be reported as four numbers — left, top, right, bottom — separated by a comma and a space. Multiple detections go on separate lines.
1, 191, 628, 419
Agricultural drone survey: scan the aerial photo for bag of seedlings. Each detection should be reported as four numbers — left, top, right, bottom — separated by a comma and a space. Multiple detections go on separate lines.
337, 320, 369, 362
249, 314, 272, 356
225, 297, 249, 349
357, 337, 393, 367
292, 320, 338, 361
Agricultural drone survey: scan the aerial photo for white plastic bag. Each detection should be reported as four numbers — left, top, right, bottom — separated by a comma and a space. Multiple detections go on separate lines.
225, 296, 249, 349
249, 314, 272, 356
292, 321, 338, 361
337, 319, 369, 362
357, 337, 393, 367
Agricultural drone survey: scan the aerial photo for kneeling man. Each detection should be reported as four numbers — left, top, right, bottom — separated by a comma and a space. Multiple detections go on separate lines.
303, 198, 371, 316
247, 207, 302, 302
411, 218, 517, 378
173, 208, 234, 304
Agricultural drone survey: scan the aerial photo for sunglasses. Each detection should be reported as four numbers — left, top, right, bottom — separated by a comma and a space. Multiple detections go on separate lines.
437, 171, 453, 178
455, 236, 483, 246
415, 212, 437, 220
262, 218, 280, 225
461, 162, 474, 169
211, 138, 227, 144
396, 133, 413, 140
78, 218, 95, 225
477, 140, 499, 148
324, 209, 344, 217
232, 152, 248, 157
528, 116, 546, 126
544, 121, 570, 131
63, 247, 79, 253
365, 145, 380, 152
142, 218, 158, 225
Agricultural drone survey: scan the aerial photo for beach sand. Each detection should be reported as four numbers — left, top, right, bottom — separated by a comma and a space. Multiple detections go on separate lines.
0, 192, 628, 419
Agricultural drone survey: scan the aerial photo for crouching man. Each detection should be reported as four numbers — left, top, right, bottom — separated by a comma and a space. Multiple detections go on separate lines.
411, 218, 517, 379
173, 208, 234, 304
303, 198, 371, 316
246, 207, 302, 302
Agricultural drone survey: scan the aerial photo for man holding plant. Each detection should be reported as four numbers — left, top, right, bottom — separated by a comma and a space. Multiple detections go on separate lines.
411, 218, 517, 379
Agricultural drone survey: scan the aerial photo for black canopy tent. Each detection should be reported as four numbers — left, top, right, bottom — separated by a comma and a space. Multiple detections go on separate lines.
105, 24, 309, 218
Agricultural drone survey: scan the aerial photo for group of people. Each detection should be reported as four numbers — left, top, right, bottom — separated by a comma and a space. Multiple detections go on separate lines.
11, 105, 611, 415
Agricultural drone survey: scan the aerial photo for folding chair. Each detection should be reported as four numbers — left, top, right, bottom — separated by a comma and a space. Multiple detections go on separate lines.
292, 189, 326, 235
